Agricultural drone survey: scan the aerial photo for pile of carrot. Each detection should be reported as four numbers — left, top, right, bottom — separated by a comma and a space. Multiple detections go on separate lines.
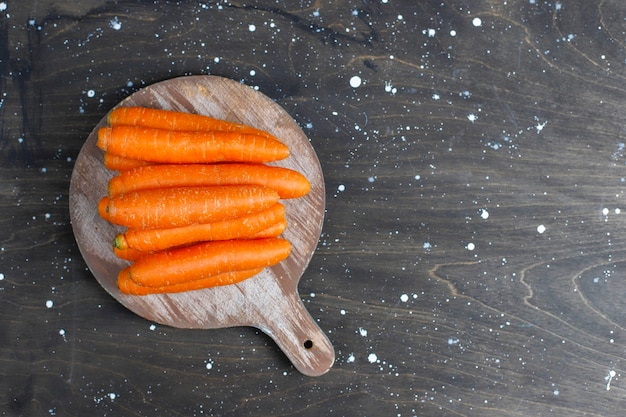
96, 106, 310, 296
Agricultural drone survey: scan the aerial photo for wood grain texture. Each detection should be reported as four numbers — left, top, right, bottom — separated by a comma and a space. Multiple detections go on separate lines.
2, 0, 626, 415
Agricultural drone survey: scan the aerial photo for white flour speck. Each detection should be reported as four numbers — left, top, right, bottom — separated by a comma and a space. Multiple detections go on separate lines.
109, 17, 122, 30
206, 360, 214, 370
346, 353, 355, 363
537, 224, 546, 234
423, 241, 432, 250
400, 293, 409, 302
606, 370, 617, 390
108, 393, 116, 400
466, 242, 476, 251
448, 338, 460, 345
149, 324, 157, 331
367, 353, 378, 363
349, 75, 362, 88
480, 208, 489, 219
0, 3, 7, 12
358, 327, 368, 337
450, 30, 457, 37
602, 208, 609, 216
467, 113, 478, 123
472, 17, 482, 27
0, 273, 4, 280
432, 93, 440, 100
87, 90, 95, 98
337, 184, 345, 192
248, 24, 256, 32
340, 309, 346, 315
46, 300, 54, 308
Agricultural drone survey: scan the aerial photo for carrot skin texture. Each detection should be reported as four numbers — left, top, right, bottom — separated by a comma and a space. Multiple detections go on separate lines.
124, 237, 292, 288
113, 246, 152, 262
107, 163, 310, 199
251, 218, 287, 238
99, 185, 280, 229
97, 126, 289, 163
118, 268, 263, 295
114, 203, 286, 252
104, 153, 155, 171
108, 107, 273, 137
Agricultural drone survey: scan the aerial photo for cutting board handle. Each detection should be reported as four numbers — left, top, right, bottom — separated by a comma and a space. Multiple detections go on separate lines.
256, 291, 335, 377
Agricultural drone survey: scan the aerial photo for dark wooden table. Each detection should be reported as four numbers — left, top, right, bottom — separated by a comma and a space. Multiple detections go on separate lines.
2, 1, 625, 415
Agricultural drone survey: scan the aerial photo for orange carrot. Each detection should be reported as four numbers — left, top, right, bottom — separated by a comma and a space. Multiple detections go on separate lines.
97, 126, 289, 163
113, 246, 151, 262
104, 152, 155, 171
98, 185, 280, 229
121, 238, 291, 288
108, 107, 273, 138
250, 218, 287, 238
118, 268, 263, 295
107, 163, 310, 199
114, 203, 286, 252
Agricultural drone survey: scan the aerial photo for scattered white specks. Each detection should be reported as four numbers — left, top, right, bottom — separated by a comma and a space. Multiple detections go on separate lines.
467, 113, 478, 123
466, 242, 476, 251
358, 327, 368, 337
447, 338, 460, 345
400, 293, 409, 302
472, 17, 482, 27
367, 353, 378, 363
384, 80, 397, 94
423, 241, 432, 250
86, 90, 96, 98
248, 24, 256, 32
109, 17, 122, 30
0, 3, 7, 12
537, 224, 546, 234
346, 353, 355, 363
46, 300, 54, 308
606, 370, 617, 390
349, 75, 362, 88
480, 208, 490, 220
59, 329, 67, 342
535, 119, 547, 133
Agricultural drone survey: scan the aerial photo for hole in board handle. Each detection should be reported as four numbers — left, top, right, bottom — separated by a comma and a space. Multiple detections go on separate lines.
303, 339, 314, 350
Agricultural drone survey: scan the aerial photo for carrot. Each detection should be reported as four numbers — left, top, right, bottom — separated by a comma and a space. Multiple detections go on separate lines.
108, 107, 273, 138
98, 185, 280, 229
97, 126, 289, 163
118, 268, 263, 295
121, 237, 291, 288
250, 217, 287, 238
113, 246, 151, 262
107, 163, 310, 199
114, 203, 286, 252
104, 153, 155, 171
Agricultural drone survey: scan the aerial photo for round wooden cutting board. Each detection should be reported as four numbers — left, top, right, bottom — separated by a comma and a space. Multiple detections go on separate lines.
69, 75, 334, 376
